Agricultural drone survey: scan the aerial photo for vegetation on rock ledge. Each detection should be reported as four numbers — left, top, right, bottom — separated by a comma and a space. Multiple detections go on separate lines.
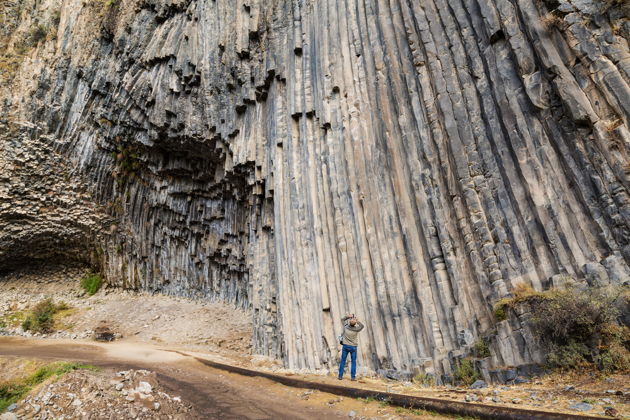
494, 283, 630, 372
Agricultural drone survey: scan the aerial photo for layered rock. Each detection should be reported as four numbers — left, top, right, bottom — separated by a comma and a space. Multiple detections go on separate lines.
1, 0, 629, 380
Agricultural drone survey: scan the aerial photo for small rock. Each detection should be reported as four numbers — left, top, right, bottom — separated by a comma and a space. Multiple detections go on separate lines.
465, 394, 479, 402
32, 404, 41, 414
136, 382, 153, 394
469, 380, 487, 389
6, 404, 16, 412
569, 402, 592, 412
347, 410, 356, 418
511, 398, 522, 404
0, 413, 18, 420
115, 383, 124, 391
153, 402, 161, 411
492, 396, 501, 403
605, 407, 619, 417
564, 385, 575, 392
605, 390, 617, 394
601, 398, 613, 404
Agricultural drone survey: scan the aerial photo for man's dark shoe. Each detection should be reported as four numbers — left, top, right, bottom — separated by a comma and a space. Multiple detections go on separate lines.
337, 376, 342, 380
351, 378, 356, 381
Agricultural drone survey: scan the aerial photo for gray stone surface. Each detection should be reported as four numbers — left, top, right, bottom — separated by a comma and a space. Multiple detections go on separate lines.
569, 402, 593, 412
469, 380, 488, 389
0, 0, 629, 380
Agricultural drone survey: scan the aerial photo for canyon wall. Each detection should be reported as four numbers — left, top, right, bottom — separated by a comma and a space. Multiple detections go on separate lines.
1, 0, 629, 380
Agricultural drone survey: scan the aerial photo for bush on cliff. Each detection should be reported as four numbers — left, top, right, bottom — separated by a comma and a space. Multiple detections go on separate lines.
494, 283, 630, 372
453, 358, 480, 386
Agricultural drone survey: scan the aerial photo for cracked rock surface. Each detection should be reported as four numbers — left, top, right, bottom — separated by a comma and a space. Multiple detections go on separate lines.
0, 0, 629, 380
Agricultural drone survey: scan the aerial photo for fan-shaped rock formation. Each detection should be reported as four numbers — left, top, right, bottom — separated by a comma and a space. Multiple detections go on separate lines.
1, 0, 629, 380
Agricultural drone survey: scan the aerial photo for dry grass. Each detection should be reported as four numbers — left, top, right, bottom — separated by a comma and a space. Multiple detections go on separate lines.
540, 12, 564, 30
605, 118, 623, 132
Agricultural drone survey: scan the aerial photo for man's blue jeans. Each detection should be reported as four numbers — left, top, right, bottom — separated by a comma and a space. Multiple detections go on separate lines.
338, 344, 357, 379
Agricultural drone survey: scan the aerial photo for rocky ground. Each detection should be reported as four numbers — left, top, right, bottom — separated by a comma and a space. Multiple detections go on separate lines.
0, 353, 453, 420
0, 264, 255, 362
320, 372, 630, 418
1, 362, 196, 420
1, 265, 629, 419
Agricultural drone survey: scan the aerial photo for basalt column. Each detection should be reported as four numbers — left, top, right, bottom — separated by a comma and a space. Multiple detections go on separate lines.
1, 0, 629, 379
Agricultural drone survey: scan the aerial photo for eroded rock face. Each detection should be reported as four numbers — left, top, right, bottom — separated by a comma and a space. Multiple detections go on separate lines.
1, 0, 629, 379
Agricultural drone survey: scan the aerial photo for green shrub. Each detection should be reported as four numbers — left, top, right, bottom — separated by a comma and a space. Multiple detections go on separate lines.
453, 358, 480, 386
473, 337, 491, 358
546, 341, 590, 370
22, 299, 55, 333
493, 304, 507, 321
496, 283, 630, 372
21, 299, 71, 333
0, 382, 29, 412
80, 273, 102, 296
25, 362, 97, 386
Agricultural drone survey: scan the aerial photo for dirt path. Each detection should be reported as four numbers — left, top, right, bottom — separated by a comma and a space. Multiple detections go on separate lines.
0, 337, 344, 420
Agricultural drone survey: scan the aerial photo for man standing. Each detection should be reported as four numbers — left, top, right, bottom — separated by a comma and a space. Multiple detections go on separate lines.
338, 313, 364, 381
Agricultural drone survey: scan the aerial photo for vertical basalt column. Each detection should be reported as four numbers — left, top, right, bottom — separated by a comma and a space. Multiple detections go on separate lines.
3, 0, 629, 378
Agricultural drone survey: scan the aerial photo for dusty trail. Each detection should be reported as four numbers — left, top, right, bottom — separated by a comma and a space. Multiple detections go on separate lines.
0, 337, 343, 420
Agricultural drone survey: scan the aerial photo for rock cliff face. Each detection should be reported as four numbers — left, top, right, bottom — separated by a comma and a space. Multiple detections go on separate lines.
1, 0, 629, 380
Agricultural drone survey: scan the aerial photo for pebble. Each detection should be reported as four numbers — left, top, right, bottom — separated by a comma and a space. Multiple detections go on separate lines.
136, 381, 153, 394
605, 407, 619, 417
347, 410, 356, 418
